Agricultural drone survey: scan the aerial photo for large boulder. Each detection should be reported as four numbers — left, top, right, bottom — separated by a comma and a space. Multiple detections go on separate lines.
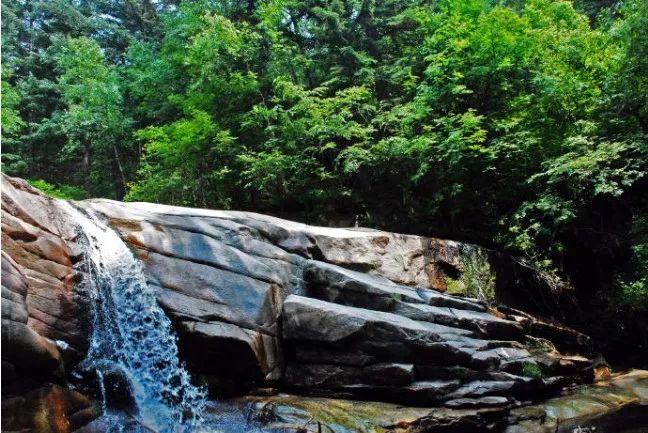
1, 177, 87, 363
80, 197, 592, 405
82, 199, 470, 290
280, 292, 572, 404
1, 175, 95, 431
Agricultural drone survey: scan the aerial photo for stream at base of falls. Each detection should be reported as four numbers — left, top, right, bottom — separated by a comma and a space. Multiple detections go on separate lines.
60, 202, 261, 433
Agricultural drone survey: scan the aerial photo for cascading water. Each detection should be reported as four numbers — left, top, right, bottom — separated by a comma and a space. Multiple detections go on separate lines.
60, 201, 208, 432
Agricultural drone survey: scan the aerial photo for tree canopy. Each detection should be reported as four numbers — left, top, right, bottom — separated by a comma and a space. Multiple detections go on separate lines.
2, 0, 647, 331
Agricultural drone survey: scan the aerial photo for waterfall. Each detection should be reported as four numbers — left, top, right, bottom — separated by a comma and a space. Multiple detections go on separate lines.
60, 202, 207, 432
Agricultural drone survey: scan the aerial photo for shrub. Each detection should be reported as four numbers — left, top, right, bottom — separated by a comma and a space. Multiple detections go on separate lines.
29, 179, 87, 200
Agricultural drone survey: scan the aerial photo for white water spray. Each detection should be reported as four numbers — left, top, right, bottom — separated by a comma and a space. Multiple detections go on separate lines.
60, 201, 207, 432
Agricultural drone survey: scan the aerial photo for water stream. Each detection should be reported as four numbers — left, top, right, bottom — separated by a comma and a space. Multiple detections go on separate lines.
61, 202, 208, 432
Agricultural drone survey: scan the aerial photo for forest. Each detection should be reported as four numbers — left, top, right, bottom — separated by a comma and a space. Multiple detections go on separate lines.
1, 0, 647, 355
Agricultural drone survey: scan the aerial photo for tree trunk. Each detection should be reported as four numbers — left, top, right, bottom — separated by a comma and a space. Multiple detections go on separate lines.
112, 144, 128, 193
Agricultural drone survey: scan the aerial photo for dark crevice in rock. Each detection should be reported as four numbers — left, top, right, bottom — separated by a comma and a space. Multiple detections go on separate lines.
436, 260, 462, 281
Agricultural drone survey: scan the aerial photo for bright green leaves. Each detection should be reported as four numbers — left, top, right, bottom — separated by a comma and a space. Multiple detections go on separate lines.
4, 0, 647, 311
534, 137, 647, 199
238, 149, 333, 206
56, 37, 126, 141
506, 132, 648, 263
54, 36, 132, 196
240, 81, 376, 208
127, 109, 238, 207
1, 67, 24, 138
187, 13, 257, 84
610, 0, 648, 131
1, 66, 27, 175
27, 179, 87, 200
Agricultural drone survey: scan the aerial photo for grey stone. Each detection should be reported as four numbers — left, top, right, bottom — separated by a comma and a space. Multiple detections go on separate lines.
445, 396, 512, 408
282, 295, 474, 345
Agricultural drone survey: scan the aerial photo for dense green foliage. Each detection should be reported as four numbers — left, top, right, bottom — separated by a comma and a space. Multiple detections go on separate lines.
2, 0, 647, 335
27, 178, 87, 199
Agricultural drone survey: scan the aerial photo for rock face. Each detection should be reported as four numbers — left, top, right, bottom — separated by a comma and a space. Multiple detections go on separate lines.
1, 176, 95, 432
78, 197, 591, 403
1, 174, 595, 431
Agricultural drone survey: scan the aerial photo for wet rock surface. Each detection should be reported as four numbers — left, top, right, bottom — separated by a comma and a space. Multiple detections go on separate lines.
223, 394, 433, 433
219, 371, 648, 433
505, 370, 648, 433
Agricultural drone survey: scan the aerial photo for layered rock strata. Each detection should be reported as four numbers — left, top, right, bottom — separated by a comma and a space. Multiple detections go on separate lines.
81, 197, 591, 403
